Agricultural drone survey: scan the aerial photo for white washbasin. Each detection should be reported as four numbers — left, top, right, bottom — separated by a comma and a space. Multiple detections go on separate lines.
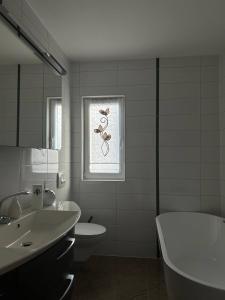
0, 201, 81, 275
5, 210, 76, 250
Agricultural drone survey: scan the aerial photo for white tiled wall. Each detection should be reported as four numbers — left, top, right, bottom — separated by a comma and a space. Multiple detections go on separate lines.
0, 1, 71, 208
71, 56, 220, 258
71, 60, 157, 258
160, 56, 220, 215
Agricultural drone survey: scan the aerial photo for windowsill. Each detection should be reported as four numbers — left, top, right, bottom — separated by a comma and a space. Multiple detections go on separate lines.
81, 178, 126, 182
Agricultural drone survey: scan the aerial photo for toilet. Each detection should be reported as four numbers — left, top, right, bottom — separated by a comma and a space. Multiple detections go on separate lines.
74, 223, 106, 262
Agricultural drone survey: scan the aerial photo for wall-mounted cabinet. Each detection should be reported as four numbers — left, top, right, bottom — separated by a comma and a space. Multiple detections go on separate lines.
0, 7, 65, 149
0, 64, 18, 146
19, 64, 62, 149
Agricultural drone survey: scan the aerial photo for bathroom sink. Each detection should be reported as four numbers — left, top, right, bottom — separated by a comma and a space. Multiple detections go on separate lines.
4, 210, 77, 251
0, 203, 81, 275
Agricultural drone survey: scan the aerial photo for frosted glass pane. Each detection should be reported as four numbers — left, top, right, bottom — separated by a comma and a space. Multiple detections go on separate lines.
88, 99, 121, 174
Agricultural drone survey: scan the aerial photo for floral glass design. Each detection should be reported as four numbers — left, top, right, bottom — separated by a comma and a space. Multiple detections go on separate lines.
94, 108, 111, 156
82, 95, 125, 179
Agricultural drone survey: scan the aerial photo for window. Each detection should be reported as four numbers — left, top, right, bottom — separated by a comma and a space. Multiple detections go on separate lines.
46, 97, 62, 150
82, 95, 125, 181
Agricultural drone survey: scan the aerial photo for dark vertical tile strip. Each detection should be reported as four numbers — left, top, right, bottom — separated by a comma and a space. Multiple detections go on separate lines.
16, 64, 20, 146
156, 58, 160, 257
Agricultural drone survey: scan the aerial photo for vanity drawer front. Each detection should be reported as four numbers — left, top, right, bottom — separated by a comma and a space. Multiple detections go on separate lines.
48, 274, 75, 300
0, 272, 18, 299
57, 237, 75, 261
17, 227, 75, 300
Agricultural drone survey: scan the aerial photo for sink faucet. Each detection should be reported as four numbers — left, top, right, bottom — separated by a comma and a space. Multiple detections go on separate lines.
0, 191, 31, 224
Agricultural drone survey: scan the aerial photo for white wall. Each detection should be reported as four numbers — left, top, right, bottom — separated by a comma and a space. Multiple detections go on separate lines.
71, 56, 220, 258
160, 56, 220, 215
71, 60, 157, 258
0, 0, 71, 207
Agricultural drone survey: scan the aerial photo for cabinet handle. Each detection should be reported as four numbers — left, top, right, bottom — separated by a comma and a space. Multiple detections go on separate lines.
57, 237, 75, 261
59, 274, 74, 300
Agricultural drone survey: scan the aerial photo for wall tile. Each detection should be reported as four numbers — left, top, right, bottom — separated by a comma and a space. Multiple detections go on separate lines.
116, 179, 155, 195
126, 116, 155, 133
201, 179, 220, 196
126, 163, 154, 179
117, 193, 155, 210
201, 99, 219, 114
79, 208, 116, 226
200, 196, 220, 215
160, 131, 200, 146
126, 132, 154, 148
160, 163, 200, 179
160, 99, 200, 115
126, 147, 154, 163
160, 56, 201, 68
160, 83, 200, 99
80, 62, 117, 72
160, 147, 200, 162
160, 115, 200, 130
71, 56, 220, 258
118, 69, 154, 86
160, 56, 219, 217
126, 100, 155, 116
201, 67, 219, 82
80, 71, 117, 86
201, 83, 218, 98
79, 193, 116, 210
160, 67, 200, 83
118, 60, 154, 70
160, 195, 201, 211
160, 179, 200, 195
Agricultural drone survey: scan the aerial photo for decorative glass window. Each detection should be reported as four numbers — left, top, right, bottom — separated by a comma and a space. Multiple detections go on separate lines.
82, 96, 125, 181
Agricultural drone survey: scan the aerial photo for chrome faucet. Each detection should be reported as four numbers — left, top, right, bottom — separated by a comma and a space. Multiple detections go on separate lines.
0, 191, 31, 224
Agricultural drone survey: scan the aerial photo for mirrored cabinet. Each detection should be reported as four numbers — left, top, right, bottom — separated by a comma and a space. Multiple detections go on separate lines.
19, 64, 62, 149
0, 9, 65, 149
0, 64, 17, 146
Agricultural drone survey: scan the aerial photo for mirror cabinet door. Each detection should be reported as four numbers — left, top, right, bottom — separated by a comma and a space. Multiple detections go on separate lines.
0, 65, 18, 146
0, 16, 63, 149
19, 64, 44, 148
19, 64, 62, 149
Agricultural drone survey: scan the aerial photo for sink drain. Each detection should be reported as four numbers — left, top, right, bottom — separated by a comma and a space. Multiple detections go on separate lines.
21, 242, 32, 247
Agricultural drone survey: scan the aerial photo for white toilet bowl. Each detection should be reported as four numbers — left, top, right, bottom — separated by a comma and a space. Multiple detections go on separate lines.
74, 223, 106, 262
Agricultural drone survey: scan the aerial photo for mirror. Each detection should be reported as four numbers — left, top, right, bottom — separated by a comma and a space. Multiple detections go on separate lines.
0, 17, 63, 149
19, 64, 62, 149
0, 16, 40, 146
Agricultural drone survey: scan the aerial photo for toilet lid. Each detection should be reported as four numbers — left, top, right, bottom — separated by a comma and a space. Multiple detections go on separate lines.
75, 223, 106, 236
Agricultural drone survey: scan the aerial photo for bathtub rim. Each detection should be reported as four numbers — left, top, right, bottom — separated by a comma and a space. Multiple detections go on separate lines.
156, 211, 225, 292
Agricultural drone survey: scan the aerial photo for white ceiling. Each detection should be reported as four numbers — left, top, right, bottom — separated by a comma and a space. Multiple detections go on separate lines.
28, 0, 225, 61
0, 20, 40, 64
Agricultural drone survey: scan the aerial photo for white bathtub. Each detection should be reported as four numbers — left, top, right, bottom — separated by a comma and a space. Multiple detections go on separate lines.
156, 212, 225, 300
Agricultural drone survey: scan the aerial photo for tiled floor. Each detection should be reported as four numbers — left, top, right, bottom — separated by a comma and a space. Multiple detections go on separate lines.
72, 256, 168, 300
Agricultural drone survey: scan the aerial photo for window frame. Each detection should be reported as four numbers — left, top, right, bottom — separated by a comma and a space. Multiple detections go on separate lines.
81, 95, 125, 181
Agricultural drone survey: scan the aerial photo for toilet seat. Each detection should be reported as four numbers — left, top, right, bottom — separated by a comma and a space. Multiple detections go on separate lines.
75, 223, 106, 238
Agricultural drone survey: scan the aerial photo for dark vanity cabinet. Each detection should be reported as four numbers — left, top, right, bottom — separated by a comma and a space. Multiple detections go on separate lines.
0, 228, 75, 300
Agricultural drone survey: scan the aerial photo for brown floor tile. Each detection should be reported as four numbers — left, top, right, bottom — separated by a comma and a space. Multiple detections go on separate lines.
72, 256, 168, 300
